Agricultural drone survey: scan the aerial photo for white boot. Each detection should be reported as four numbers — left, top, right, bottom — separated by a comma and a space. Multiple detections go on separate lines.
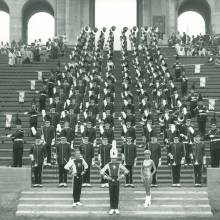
144, 195, 151, 207
144, 196, 149, 207
148, 195, 151, 206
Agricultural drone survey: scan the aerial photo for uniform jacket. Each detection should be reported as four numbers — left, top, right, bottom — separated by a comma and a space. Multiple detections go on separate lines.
29, 143, 46, 165
82, 127, 96, 143
43, 125, 55, 144
98, 144, 111, 165
121, 143, 137, 165
191, 142, 205, 164
56, 142, 71, 165
168, 142, 185, 165
79, 143, 94, 165
148, 143, 161, 164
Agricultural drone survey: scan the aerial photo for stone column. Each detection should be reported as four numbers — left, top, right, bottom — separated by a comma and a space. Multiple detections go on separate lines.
9, 1, 23, 43
55, 0, 66, 37
167, 0, 177, 36
142, 0, 152, 27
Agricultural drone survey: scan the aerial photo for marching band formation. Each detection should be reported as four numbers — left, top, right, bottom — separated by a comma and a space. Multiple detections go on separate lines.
9, 25, 220, 214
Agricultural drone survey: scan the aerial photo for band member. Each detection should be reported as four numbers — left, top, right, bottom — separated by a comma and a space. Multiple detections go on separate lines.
187, 83, 198, 118
121, 136, 137, 187
26, 101, 38, 136
121, 119, 136, 143
206, 116, 220, 167
100, 147, 129, 215
168, 136, 185, 187
61, 117, 75, 149
147, 136, 161, 187
38, 84, 47, 113
98, 136, 112, 187
49, 104, 60, 132
29, 132, 46, 187
100, 120, 114, 144
65, 149, 88, 207
179, 71, 188, 97
191, 132, 206, 186
42, 115, 55, 166
141, 150, 157, 207
195, 97, 207, 137
82, 120, 96, 145
142, 119, 154, 147
180, 115, 194, 166
11, 117, 24, 167
56, 130, 71, 187
79, 136, 95, 187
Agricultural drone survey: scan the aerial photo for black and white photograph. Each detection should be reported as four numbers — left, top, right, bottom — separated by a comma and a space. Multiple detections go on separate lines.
0, 0, 220, 220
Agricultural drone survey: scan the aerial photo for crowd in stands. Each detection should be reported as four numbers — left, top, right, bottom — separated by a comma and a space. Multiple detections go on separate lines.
0, 36, 67, 66
168, 32, 217, 56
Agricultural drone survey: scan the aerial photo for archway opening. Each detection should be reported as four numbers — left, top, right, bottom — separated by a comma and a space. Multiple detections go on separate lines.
0, 0, 9, 43
178, 11, 205, 36
95, 0, 137, 50
0, 10, 9, 43
178, 0, 211, 34
22, 0, 54, 44
27, 12, 55, 44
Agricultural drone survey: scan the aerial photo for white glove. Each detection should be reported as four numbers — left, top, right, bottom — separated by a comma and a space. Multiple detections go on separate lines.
203, 157, 206, 165
158, 158, 162, 167
29, 154, 34, 161
181, 157, 185, 165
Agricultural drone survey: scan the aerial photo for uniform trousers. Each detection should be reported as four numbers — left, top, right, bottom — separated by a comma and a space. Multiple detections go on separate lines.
125, 165, 133, 184
73, 175, 82, 202
13, 144, 23, 167
58, 164, 68, 183
109, 180, 120, 209
45, 143, 51, 163
171, 164, 181, 184
34, 165, 43, 184
83, 165, 91, 183
193, 164, 202, 184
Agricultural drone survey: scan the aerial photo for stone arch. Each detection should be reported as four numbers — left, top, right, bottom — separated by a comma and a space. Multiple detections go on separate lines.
177, 0, 211, 33
22, 0, 55, 43
0, 0, 9, 13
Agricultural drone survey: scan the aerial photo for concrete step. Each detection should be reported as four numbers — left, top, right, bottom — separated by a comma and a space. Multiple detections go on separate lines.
16, 187, 212, 218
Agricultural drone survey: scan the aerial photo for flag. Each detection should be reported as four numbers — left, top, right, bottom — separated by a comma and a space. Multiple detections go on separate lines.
5, 113, 12, 128
209, 99, 215, 111
18, 91, 25, 103
30, 80, 35, 90
38, 71, 42, 81
195, 64, 201, 74
200, 77, 206, 88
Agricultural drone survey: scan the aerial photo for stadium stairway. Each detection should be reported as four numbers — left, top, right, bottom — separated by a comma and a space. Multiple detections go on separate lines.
0, 50, 213, 218
0, 51, 214, 186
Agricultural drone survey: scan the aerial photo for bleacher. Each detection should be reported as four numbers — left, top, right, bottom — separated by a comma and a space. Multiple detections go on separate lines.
0, 47, 215, 218
0, 48, 216, 186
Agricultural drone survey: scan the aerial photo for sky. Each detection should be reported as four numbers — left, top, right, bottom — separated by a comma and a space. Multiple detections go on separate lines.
0, 4, 206, 45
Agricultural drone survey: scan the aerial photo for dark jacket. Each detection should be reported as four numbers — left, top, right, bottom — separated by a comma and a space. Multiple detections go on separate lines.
98, 144, 111, 165
148, 143, 161, 164
121, 143, 137, 166
43, 125, 55, 144
56, 142, 71, 165
191, 142, 205, 164
79, 143, 94, 165
168, 142, 185, 165
29, 144, 46, 165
